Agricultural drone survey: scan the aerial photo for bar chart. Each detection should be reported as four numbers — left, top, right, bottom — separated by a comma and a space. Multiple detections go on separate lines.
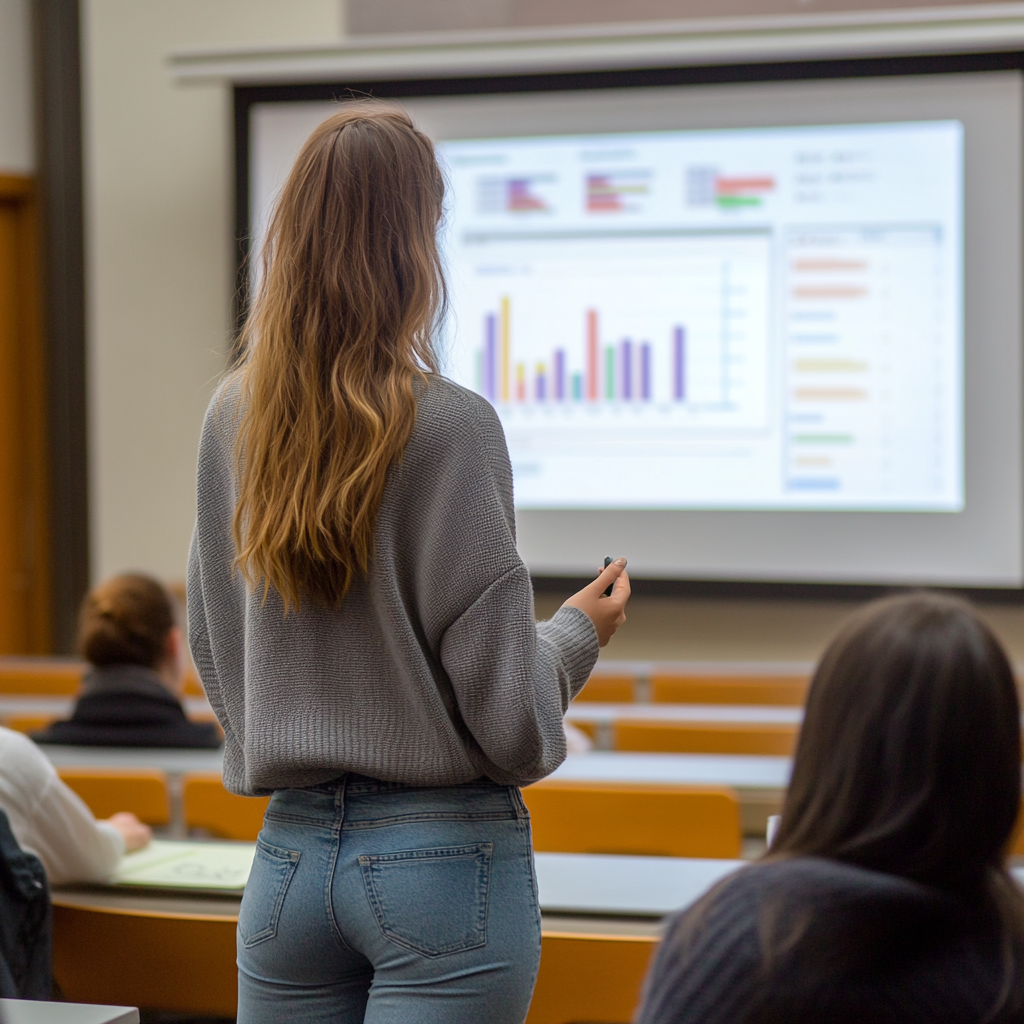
477, 303, 679, 405
458, 229, 770, 432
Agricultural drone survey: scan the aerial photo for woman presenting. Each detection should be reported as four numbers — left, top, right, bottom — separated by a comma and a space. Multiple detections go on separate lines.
187, 104, 629, 1024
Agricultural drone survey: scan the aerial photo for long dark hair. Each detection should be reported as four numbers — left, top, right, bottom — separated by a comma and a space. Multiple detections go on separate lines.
764, 592, 1024, 1017
654, 593, 1024, 1023
774, 593, 1021, 887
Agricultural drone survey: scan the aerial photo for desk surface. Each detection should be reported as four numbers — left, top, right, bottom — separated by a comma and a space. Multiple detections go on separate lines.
53, 850, 742, 922
0, 696, 212, 718
565, 703, 803, 724
40, 745, 224, 773
36, 747, 790, 790
549, 752, 792, 790
0, 999, 138, 1024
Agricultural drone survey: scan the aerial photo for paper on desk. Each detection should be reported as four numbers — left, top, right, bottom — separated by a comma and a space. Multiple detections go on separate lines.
112, 840, 256, 890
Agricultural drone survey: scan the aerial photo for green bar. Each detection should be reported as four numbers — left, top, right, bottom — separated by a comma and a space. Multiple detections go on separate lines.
605, 347, 615, 400
715, 195, 761, 208
792, 434, 854, 444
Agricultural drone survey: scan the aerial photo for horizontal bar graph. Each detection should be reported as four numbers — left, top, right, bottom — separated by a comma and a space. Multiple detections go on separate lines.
476, 298, 686, 405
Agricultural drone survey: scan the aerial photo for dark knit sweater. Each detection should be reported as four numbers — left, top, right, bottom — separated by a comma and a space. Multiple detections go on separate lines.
187, 375, 600, 796
32, 665, 221, 749
638, 857, 1024, 1024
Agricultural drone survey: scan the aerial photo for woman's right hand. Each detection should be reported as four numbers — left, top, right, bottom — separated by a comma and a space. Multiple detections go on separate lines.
562, 557, 630, 647
105, 812, 153, 853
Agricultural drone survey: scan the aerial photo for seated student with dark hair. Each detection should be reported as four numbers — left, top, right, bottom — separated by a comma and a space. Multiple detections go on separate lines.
638, 593, 1024, 1024
34, 573, 221, 749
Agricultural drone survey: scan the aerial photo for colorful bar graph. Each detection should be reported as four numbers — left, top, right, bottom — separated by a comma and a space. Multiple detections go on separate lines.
673, 326, 686, 401
476, 297, 689, 407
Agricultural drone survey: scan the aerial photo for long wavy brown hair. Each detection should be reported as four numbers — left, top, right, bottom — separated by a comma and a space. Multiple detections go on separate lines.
230, 104, 445, 609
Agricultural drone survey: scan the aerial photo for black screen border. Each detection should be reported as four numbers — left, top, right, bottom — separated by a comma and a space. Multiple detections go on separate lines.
233, 49, 1024, 603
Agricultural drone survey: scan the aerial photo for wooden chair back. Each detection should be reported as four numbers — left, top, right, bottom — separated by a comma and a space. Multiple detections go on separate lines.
0, 657, 83, 695
573, 675, 636, 703
53, 902, 237, 1016
652, 674, 809, 706
2, 714, 56, 734
615, 720, 799, 756
57, 767, 171, 825
182, 772, 269, 840
526, 930, 657, 1024
523, 781, 741, 858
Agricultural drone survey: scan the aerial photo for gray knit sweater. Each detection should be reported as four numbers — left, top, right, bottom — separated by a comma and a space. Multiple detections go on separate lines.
187, 375, 599, 796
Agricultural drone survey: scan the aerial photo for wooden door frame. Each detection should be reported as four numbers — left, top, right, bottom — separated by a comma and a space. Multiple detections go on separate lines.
0, 173, 51, 652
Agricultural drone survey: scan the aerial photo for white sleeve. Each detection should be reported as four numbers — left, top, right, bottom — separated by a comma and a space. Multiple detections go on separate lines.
0, 728, 124, 884
27, 774, 126, 885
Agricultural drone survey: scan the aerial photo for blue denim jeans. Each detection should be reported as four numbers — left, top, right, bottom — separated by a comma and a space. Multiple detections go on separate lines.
236, 775, 541, 1024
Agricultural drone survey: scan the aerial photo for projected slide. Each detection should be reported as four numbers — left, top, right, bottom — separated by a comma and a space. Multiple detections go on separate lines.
439, 121, 963, 510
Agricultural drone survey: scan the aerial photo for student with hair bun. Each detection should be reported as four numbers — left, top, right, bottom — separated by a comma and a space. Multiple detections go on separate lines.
33, 573, 220, 749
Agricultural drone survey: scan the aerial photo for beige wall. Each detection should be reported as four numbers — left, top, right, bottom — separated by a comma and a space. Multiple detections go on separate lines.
534, 592, 1024, 665
0, 0, 32, 174
82, 0, 1024, 664
82, 0, 343, 584
348, 0, 1022, 33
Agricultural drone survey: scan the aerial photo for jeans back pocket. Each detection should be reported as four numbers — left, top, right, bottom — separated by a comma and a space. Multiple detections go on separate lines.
359, 843, 492, 958
238, 838, 301, 949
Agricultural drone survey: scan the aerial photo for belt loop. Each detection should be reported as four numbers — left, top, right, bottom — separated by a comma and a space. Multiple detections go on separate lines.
335, 771, 348, 824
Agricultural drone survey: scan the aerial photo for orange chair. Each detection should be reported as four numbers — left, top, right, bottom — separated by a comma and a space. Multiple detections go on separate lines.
616, 720, 799, 757
652, 674, 809, 706
182, 667, 206, 697
0, 658, 84, 695
2, 714, 57, 734
57, 768, 171, 825
53, 901, 237, 1016
182, 772, 269, 840
523, 780, 741, 858
573, 675, 636, 703
526, 930, 657, 1024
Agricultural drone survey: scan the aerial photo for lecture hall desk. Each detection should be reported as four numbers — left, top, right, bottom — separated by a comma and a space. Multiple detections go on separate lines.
52, 853, 739, 1023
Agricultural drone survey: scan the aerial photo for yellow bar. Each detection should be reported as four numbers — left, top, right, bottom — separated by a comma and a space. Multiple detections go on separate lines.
501, 296, 511, 402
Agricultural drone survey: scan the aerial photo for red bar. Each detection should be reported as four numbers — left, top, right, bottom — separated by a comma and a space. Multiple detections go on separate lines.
715, 176, 775, 194
586, 309, 599, 400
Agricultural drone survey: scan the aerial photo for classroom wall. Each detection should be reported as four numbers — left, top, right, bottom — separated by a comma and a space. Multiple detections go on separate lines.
81, 0, 343, 585
0, 0, 33, 174
82, 0, 1024, 665
348, 0, 1022, 34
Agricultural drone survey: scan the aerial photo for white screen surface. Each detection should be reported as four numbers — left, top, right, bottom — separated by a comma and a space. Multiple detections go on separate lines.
439, 122, 963, 511
249, 71, 1023, 586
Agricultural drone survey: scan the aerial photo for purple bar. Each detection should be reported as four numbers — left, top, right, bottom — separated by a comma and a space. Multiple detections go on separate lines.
554, 350, 566, 401
621, 339, 633, 400
535, 367, 546, 401
673, 326, 686, 401
641, 343, 652, 401
484, 314, 497, 400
